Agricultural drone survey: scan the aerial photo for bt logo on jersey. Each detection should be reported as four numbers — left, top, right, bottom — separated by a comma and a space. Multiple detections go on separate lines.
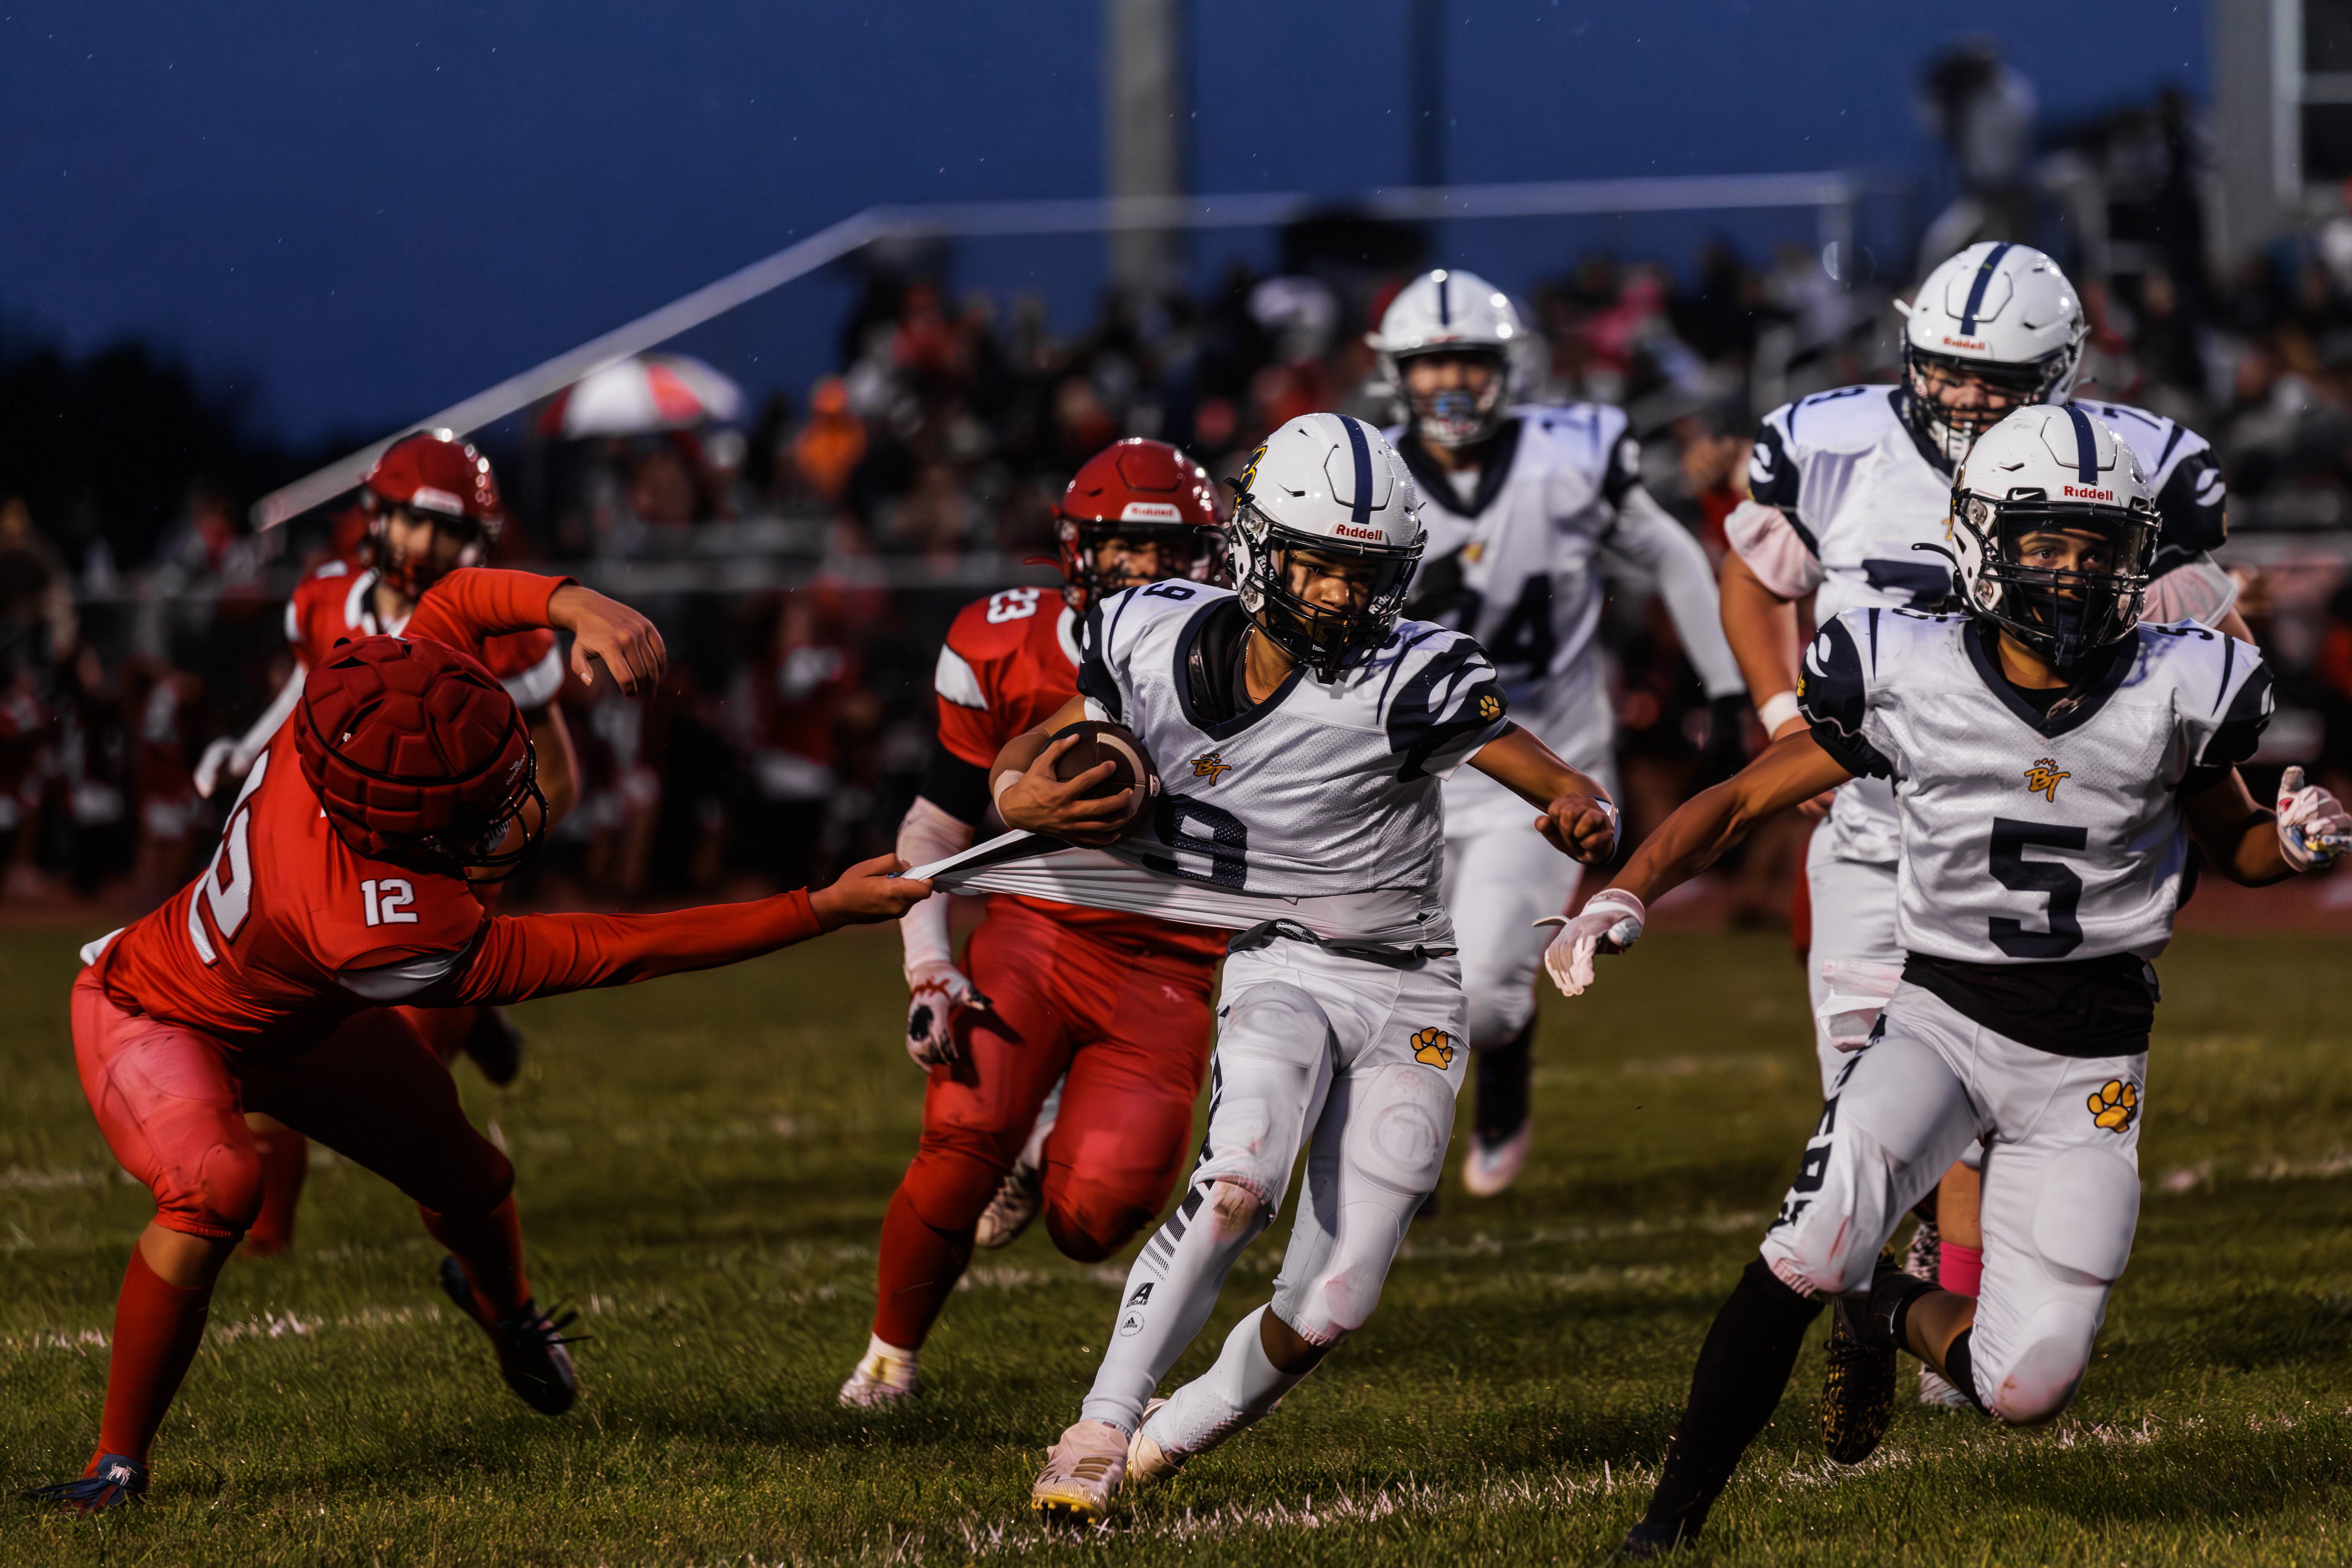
1410, 1028, 1455, 1068
1191, 751, 1234, 783
2023, 758, 2070, 802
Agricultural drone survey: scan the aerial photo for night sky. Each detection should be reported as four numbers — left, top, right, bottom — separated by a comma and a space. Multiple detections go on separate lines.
3, 2, 2206, 450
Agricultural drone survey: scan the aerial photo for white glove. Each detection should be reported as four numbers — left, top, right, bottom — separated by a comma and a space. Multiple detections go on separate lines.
905, 961, 990, 1068
2277, 766, 2352, 871
1535, 889, 1648, 998
192, 737, 241, 800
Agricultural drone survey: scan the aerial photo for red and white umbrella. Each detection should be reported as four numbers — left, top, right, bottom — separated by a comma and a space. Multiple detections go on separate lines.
539, 353, 744, 438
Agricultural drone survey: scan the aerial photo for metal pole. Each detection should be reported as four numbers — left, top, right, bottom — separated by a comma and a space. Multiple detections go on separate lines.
1104, 0, 1186, 298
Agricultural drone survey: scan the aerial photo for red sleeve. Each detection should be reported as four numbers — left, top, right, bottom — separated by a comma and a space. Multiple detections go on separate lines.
406, 568, 576, 653
440, 888, 822, 1006
934, 590, 1060, 767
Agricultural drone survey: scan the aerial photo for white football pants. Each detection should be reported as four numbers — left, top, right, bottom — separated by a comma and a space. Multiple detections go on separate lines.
1803, 829, 1901, 1099
1440, 819, 1583, 1049
1076, 938, 1468, 1433
1757, 982, 2145, 1424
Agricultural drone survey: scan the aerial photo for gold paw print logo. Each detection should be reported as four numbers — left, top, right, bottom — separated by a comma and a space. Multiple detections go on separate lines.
1191, 751, 1234, 783
2024, 758, 2070, 802
1477, 693, 1501, 722
1410, 1027, 1455, 1068
2088, 1078, 2139, 1133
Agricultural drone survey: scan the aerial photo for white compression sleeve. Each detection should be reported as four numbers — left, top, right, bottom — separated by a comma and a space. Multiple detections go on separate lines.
232, 661, 307, 771
897, 795, 975, 978
1611, 486, 1747, 698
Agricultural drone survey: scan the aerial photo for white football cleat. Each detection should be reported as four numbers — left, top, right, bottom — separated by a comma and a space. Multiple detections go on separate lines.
1918, 1365, 1974, 1411
1030, 1418, 1128, 1522
1125, 1397, 1188, 1489
837, 1335, 918, 1409
974, 1162, 1044, 1251
1460, 1121, 1532, 1197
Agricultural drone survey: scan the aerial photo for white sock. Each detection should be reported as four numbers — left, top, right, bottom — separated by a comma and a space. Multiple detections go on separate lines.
1077, 1182, 1264, 1433
856, 1333, 918, 1387
1018, 1074, 1066, 1174
1144, 1304, 1307, 1455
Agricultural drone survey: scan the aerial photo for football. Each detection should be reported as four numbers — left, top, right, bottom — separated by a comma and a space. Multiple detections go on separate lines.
1046, 719, 1160, 839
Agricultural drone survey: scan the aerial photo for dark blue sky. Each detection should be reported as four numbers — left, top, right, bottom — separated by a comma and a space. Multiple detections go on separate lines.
3, 2, 2204, 448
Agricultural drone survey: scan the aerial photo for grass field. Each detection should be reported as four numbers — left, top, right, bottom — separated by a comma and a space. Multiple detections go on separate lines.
3, 920, 2351, 1565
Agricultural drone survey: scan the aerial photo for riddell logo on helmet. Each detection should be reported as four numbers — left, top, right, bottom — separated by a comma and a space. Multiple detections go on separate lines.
1120, 501, 1183, 522
1331, 522, 1385, 541
1940, 335, 1989, 351
2062, 484, 2114, 501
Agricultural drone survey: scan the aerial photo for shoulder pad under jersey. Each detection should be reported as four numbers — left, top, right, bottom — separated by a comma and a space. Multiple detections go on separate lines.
1768, 384, 1905, 454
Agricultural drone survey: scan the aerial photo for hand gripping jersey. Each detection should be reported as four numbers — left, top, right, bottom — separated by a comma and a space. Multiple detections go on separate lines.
1799, 606, 2269, 965
1744, 385, 2231, 864
1076, 582, 1511, 927
932, 584, 1226, 962
89, 727, 821, 1058
1392, 406, 1742, 830
287, 562, 565, 713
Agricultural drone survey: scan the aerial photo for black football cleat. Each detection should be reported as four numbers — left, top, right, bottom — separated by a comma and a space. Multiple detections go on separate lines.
438, 1256, 585, 1415
1618, 1517, 1692, 1558
1819, 1294, 1896, 1465
462, 1006, 526, 1088
30, 1453, 147, 1513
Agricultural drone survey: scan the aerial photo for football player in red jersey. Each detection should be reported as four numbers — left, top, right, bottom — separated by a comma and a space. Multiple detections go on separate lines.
195, 431, 664, 1255
838, 440, 1229, 1407
39, 635, 928, 1512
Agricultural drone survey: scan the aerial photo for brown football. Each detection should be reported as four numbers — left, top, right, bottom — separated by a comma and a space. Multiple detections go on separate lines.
1047, 719, 1161, 839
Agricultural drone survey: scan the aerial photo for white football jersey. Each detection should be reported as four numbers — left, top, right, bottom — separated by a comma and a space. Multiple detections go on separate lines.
1798, 606, 2270, 965
1077, 581, 1511, 910
1751, 385, 2230, 864
1393, 404, 1740, 832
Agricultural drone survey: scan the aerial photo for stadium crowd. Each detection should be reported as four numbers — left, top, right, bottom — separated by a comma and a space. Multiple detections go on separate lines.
8, 78, 2352, 921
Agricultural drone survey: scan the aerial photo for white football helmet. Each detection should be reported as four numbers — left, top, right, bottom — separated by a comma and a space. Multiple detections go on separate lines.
1949, 404, 2158, 670
1368, 268, 1523, 448
1228, 413, 1425, 681
1899, 242, 2088, 464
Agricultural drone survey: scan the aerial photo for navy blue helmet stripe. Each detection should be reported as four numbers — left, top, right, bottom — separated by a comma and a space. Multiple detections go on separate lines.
1436, 274, 1450, 327
2062, 403, 2099, 483
1957, 242, 2012, 336
1343, 417, 1374, 524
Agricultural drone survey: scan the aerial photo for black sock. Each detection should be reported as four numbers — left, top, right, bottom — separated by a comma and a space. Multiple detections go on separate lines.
1641, 1259, 1825, 1543
1473, 1019, 1535, 1142
1939, 1327, 1989, 1414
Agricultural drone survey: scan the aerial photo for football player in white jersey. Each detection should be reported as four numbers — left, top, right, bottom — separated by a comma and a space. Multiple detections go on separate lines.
1543, 405, 2352, 1556
983, 413, 1620, 1522
1718, 241, 2253, 1413
1373, 268, 1747, 1197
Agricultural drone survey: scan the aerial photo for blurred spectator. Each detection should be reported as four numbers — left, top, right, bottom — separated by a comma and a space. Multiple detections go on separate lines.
1917, 37, 2039, 261
726, 588, 878, 894
788, 377, 870, 504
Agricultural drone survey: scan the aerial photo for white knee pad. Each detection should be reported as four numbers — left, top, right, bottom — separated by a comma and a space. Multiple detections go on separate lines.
1276, 1063, 1455, 1343
1465, 983, 1535, 1051
2031, 1146, 2139, 1284
1191, 982, 1330, 1209
1982, 1299, 2101, 1424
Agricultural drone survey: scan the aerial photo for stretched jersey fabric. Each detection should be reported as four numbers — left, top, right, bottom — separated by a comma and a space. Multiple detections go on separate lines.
1393, 406, 1742, 829
88, 726, 820, 1060
1744, 385, 2232, 865
287, 562, 566, 713
1076, 581, 1510, 921
1798, 607, 2269, 966
930, 585, 1225, 961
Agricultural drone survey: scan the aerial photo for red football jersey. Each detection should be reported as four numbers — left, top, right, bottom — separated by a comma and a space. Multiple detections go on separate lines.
935, 586, 1225, 962
286, 562, 565, 713
93, 727, 821, 1060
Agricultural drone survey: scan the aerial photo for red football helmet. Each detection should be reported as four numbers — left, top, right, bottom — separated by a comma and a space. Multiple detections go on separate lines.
362, 430, 505, 597
1055, 438, 1222, 609
296, 634, 543, 877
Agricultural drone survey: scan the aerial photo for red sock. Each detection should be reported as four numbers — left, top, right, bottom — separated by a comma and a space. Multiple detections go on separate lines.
96, 1246, 214, 1464
873, 1184, 974, 1350
420, 1196, 531, 1317
241, 1126, 309, 1257
1940, 1241, 1984, 1298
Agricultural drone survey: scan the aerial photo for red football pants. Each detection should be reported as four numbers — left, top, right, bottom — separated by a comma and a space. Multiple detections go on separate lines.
873, 900, 1216, 1350
73, 972, 517, 1241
